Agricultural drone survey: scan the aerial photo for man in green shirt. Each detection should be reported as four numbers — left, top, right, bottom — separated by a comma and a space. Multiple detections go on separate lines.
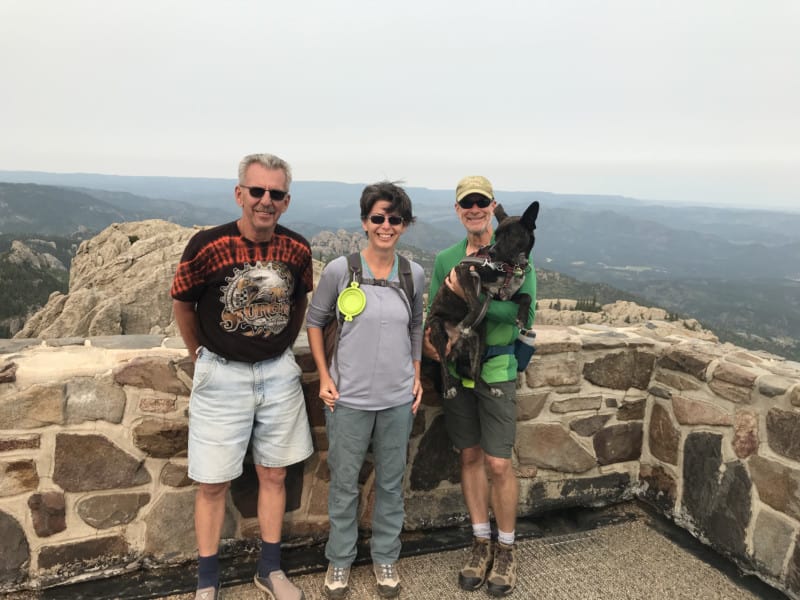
423, 175, 536, 597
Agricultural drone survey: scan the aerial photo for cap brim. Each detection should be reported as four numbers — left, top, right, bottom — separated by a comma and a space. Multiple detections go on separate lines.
456, 188, 494, 202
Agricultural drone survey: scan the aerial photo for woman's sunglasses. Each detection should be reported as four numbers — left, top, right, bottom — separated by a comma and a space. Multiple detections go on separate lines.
368, 214, 404, 226
240, 185, 288, 201
457, 196, 493, 209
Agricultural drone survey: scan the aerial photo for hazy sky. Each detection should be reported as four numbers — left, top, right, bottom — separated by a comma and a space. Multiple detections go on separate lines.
1, 0, 798, 209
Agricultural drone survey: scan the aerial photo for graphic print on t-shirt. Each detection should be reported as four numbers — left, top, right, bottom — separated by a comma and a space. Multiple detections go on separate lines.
219, 261, 294, 337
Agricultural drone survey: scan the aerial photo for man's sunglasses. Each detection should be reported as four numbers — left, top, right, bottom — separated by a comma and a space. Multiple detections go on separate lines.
369, 214, 404, 226
457, 196, 493, 209
240, 185, 288, 201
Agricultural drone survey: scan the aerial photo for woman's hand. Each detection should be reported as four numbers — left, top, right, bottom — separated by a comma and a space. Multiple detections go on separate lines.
318, 373, 340, 411
412, 377, 423, 415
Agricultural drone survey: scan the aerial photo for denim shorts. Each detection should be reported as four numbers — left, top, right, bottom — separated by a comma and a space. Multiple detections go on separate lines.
442, 379, 517, 459
188, 346, 313, 484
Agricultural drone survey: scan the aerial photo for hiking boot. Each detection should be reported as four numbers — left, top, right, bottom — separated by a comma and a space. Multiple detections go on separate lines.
195, 586, 221, 600
486, 542, 517, 597
253, 570, 305, 600
373, 562, 401, 598
458, 537, 494, 591
323, 563, 350, 599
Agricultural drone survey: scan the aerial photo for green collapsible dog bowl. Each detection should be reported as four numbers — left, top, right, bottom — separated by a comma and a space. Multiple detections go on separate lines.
337, 282, 367, 322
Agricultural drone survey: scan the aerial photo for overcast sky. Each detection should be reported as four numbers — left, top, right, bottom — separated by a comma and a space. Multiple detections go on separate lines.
1, 0, 798, 209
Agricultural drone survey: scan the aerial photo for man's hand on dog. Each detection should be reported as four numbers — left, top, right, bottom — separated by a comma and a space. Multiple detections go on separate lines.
444, 267, 467, 299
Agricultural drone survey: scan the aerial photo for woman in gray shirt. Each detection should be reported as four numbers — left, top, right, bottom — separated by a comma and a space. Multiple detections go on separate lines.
307, 181, 424, 599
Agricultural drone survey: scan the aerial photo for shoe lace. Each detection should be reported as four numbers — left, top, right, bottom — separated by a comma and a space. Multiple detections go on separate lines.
377, 563, 396, 580
493, 545, 513, 576
468, 539, 489, 568
330, 566, 348, 583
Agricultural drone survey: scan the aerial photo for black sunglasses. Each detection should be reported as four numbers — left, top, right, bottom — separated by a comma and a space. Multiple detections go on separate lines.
240, 185, 288, 201
369, 214, 404, 226
457, 196, 493, 209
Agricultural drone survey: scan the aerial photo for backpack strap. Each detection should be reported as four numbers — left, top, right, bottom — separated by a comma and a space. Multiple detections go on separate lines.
396, 254, 414, 307
328, 252, 415, 382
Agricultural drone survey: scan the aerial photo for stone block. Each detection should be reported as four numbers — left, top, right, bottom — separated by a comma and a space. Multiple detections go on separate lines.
658, 346, 716, 381
77, 493, 150, 528
53, 433, 151, 492
653, 369, 701, 392
65, 376, 126, 424
139, 392, 178, 413
752, 509, 794, 577
648, 403, 679, 465
767, 408, 800, 462
593, 423, 643, 465
708, 378, 752, 404
160, 462, 193, 487
132, 418, 189, 458
0, 460, 39, 497
0, 434, 41, 452
682, 432, 751, 558
0, 383, 64, 429
525, 354, 581, 388
711, 362, 757, 388
583, 350, 655, 390
0, 510, 29, 585
732, 411, 758, 459
28, 492, 66, 537
617, 398, 646, 421
550, 395, 602, 414
749, 455, 800, 522
570, 414, 612, 437
113, 355, 189, 394
516, 390, 548, 421
757, 375, 793, 398
0, 360, 17, 383
516, 423, 595, 473
672, 395, 732, 426
38, 535, 130, 571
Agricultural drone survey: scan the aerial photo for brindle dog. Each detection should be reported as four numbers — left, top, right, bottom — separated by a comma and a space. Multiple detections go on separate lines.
427, 201, 539, 398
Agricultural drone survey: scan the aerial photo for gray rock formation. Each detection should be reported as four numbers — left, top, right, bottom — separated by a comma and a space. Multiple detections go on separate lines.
7, 240, 66, 271
15, 220, 197, 338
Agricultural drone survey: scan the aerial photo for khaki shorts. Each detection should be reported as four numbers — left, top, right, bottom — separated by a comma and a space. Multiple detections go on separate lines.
442, 379, 517, 459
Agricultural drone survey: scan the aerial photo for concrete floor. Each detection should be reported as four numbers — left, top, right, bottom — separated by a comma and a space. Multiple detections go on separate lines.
8, 503, 787, 600
160, 513, 786, 599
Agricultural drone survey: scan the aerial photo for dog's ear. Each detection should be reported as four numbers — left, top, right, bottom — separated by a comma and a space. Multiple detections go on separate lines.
521, 201, 539, 231
494, 204, 508, 223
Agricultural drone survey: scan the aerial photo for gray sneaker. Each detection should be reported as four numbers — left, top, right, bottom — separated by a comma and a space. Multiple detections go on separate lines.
323, 563, 350, 599
458, 536, 494, 591
486, 542, 517, 597
253, 570, 305, 600
373, 562, 401, 598
195, 585, 221, 600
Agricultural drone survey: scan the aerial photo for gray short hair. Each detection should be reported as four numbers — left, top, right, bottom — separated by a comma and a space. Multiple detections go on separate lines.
238, 153, 293, 188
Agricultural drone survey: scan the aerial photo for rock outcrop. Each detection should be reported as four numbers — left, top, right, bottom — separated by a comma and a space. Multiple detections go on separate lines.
536, 299, 716, 342
14, 221, 196, 339
6, 240, 66, 271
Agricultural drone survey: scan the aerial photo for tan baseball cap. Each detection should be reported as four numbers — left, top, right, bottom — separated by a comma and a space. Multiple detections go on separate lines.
456, 175, 494, 202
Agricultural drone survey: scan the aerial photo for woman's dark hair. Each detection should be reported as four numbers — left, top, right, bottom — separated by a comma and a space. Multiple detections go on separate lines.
359, 181, 416, 225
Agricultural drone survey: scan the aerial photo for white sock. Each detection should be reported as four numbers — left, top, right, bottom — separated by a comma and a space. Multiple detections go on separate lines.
472, 522, 491, 540
497, 529, 515, 546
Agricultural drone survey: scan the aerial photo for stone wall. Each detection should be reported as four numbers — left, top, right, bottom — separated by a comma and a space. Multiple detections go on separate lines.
2, 325, 800, 597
